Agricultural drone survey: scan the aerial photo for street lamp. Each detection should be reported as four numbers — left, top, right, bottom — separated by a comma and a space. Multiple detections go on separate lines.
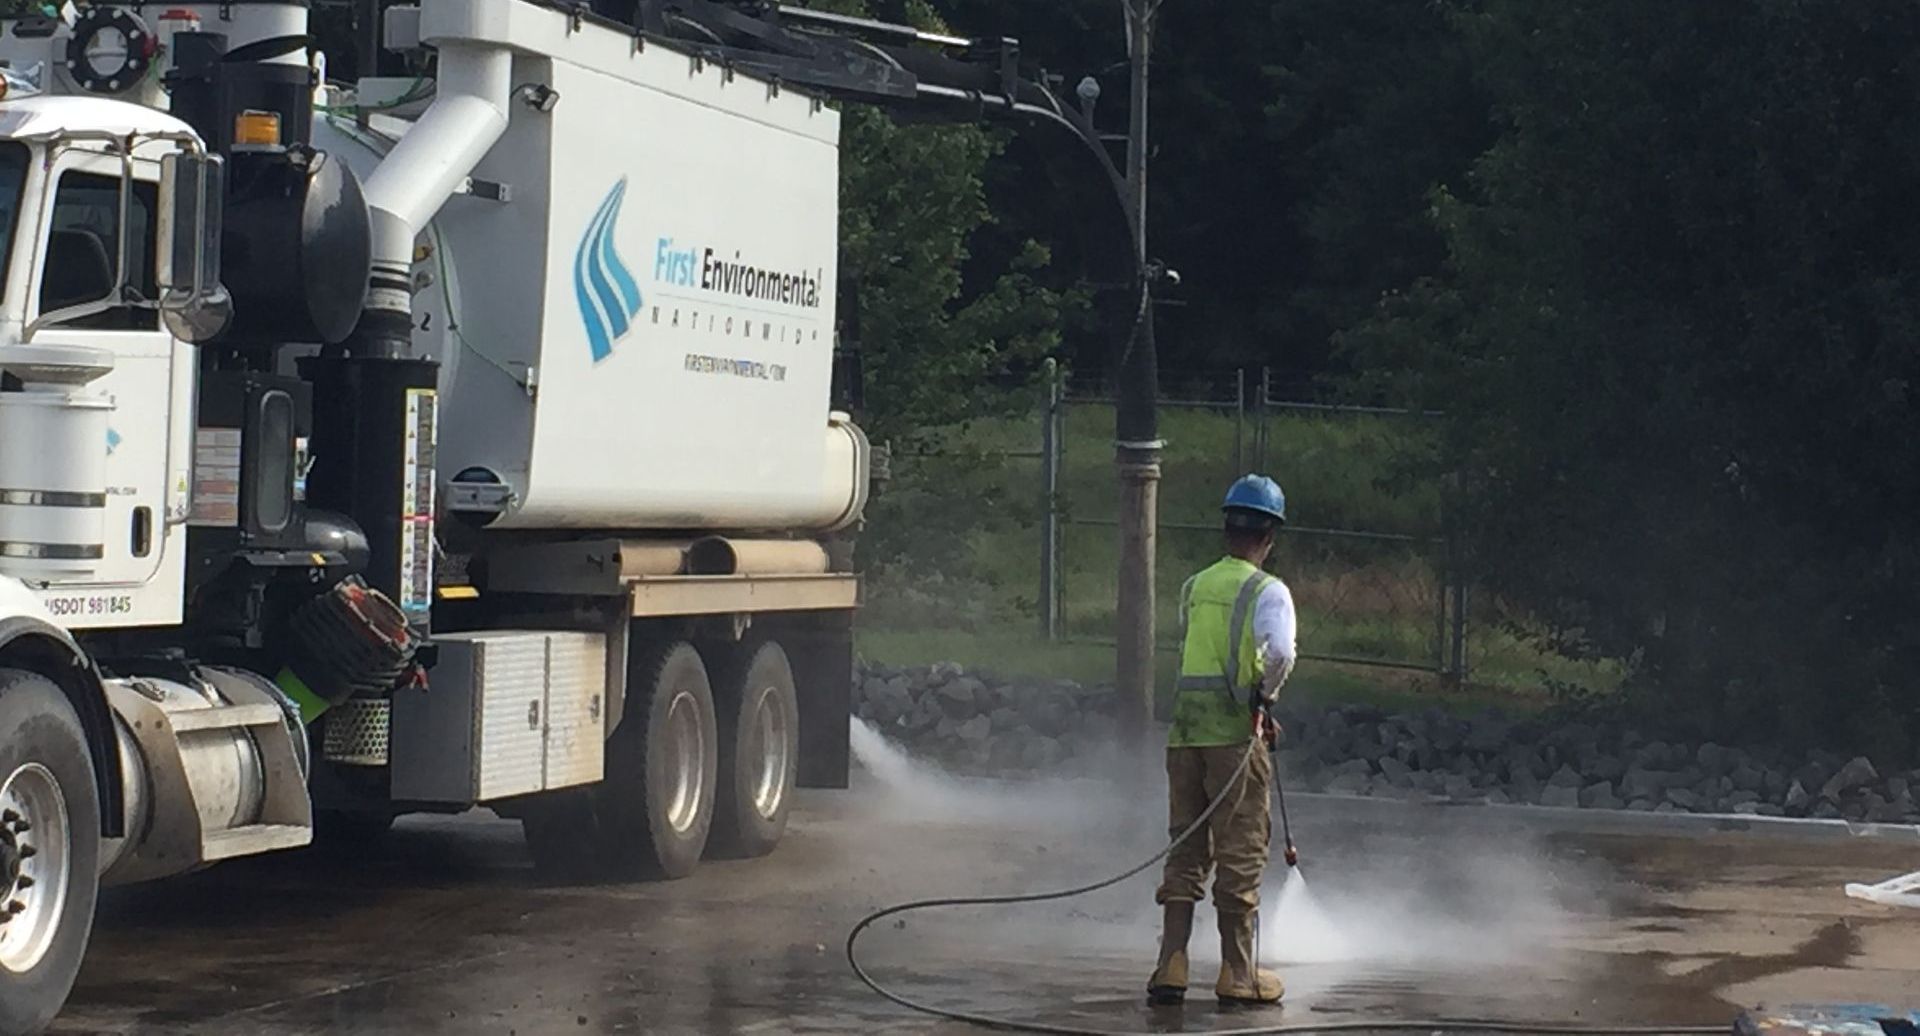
1055, 7, 1163, 750
1112, 0, 1162, 749
1075, 75, 1101, 120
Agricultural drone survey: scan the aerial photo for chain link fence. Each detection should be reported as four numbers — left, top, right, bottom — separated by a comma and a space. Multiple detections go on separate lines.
1039, 367, 1466, 679
865, 366, 1591, 694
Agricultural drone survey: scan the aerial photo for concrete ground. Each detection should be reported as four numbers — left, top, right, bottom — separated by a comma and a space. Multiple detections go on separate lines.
48, 768, 1920, 1036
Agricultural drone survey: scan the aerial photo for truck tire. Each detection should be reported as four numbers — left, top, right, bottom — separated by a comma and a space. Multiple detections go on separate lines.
523, 642, 717, 880
708, 641, 798, 859
0, 669, 100, 1036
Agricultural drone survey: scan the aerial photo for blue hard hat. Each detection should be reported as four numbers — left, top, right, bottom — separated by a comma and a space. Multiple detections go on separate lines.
1222, 474, 1287, 525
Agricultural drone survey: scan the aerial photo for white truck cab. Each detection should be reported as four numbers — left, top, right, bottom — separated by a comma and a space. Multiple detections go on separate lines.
0, 94, 222, 631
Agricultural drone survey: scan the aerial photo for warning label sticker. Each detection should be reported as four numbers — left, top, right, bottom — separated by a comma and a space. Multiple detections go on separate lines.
189, 426, 241, 527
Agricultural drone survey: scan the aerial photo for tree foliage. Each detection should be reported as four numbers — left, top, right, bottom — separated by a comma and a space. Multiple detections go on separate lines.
920, 1, 1489, 391
836, 100, 1071, 446
807, 0, 1082, 579
1262, 0, 1490, 380
1350, 0, 1920, 756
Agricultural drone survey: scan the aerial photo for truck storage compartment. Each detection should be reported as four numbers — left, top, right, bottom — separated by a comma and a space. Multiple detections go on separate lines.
390, 630, 607, 803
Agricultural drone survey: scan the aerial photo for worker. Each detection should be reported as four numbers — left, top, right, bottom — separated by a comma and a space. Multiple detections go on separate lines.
1148, 474, 1295, 1007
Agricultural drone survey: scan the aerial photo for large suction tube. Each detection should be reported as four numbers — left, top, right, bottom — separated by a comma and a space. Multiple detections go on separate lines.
617, 540, 704, 577
358, 42, 511, 333
685, 537, 832, 576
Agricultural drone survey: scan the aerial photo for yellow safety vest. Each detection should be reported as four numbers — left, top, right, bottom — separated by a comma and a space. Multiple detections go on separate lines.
1167, 556, 1273, 748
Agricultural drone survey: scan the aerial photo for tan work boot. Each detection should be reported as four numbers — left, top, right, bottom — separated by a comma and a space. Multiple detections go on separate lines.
1146, 900, 1195, 1004
1215, 910, 1284, 1005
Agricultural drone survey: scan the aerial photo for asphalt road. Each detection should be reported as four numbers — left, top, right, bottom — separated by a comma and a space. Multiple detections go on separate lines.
47, 766, 1920, 1035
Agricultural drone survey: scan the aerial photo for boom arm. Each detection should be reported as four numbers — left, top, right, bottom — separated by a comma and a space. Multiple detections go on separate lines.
523, 0, 1137, 266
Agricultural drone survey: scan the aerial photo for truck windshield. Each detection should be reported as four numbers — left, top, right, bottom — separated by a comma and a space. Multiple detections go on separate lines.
0, 143, 26, 299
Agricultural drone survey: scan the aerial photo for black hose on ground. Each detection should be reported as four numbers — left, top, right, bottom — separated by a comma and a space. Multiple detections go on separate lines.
844, 738, 1729, 1036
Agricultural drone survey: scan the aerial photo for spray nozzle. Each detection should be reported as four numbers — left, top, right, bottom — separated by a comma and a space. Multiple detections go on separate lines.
1283, 844, 1299, 868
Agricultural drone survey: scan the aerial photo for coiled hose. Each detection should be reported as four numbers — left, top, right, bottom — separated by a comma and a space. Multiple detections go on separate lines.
845, 739, 1728, 1036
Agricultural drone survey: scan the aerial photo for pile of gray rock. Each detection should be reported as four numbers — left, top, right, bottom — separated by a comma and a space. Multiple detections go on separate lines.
1275, 704, 1920, 824
852, 663, 1920, 823
852, 662, 1120, 774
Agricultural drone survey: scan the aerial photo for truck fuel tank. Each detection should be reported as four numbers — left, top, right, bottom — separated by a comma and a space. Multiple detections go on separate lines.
98, 666, 313, 886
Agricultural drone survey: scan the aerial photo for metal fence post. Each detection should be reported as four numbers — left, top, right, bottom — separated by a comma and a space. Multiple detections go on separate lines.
1039, 360, 1062, 641
1441, 505, 1469, 684
1233, 368, 1246, 474
1255, 367, 1271, 471
1433, 541, 1450, 674
1450, 580, 1470, 685
1057, 378, 1070, 632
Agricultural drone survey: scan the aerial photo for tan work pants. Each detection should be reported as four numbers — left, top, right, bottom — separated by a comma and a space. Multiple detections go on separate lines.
1155, 742, 1272, 912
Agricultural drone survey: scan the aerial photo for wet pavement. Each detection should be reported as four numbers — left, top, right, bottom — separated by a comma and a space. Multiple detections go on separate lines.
48, 772, 1920, 1035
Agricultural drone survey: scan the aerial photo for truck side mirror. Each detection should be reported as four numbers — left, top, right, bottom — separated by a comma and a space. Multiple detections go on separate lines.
158, 150, 232, 342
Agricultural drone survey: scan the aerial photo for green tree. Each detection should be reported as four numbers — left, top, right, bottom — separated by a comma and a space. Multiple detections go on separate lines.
1264, 0, 1490, 384
1354, 0, 1920, 758
927, 1, 1488, 388
838, 102, 1070, 446
807, 0, 1083, 588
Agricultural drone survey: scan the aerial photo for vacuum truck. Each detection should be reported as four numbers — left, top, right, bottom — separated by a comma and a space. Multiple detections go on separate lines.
0, 1, 876, 1028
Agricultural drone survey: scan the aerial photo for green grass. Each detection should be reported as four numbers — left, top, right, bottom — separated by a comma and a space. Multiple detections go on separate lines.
855, 628, 1556, 717
865, 394, 1617, 712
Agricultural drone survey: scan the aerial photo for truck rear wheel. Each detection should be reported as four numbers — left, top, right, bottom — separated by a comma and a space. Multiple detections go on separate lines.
0, 669, 100, 1036
709, 641, 798, 859
523, 642, 717, 880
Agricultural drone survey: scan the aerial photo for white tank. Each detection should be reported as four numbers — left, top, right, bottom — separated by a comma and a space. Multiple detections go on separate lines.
313, 30, 866, 534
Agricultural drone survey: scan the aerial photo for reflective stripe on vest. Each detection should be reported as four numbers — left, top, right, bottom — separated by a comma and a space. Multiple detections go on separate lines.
1222, 570, 1270, 702
1176, 561, 1274, 704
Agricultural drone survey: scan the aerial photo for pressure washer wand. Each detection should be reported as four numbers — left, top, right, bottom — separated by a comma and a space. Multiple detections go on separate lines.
1274, 752, 1299, 868
1255, 702, 1300, 868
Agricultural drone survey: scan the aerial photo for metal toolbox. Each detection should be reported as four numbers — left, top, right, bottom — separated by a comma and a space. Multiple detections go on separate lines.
390, 630, 607, 804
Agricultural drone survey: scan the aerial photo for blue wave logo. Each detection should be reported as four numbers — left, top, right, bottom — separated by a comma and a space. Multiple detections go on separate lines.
574, 178, 644, 363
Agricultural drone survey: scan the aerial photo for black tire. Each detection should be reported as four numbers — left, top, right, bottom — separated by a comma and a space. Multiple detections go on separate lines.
522, 642, 718, 880
708, 641, 798, 859
0, 669, 101, 1036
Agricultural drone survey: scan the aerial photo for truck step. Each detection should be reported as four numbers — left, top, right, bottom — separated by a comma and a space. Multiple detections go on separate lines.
167, 703, 287, 734
201, 824, 311, 861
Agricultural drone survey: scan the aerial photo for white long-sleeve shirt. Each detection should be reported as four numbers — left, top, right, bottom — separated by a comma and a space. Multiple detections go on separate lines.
1253, 577, 1297, 669
1253, 578, 1298, 696
1176, 569, 1298, 693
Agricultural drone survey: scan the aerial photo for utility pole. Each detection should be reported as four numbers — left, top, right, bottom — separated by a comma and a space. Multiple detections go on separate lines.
1114, 0, 1162, 748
